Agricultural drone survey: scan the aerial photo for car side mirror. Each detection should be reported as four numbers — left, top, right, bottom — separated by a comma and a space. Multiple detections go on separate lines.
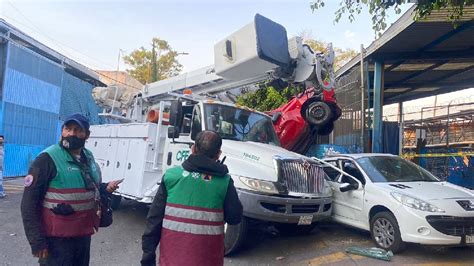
167, 126, 180, 139
340, 182, 359, 192
271, 112, 281, 124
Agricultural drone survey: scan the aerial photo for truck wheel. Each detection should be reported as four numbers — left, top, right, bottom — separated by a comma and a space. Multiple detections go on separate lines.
275, 223, 317, 235
304, 101, 333, 127
110, 195, 122, 210
224, 217, 248, 256
370, 212, 406, 253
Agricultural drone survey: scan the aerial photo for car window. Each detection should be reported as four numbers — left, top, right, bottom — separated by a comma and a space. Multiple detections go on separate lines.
323, 161, 340, 181
356, 156, 440, 183
341, 160, 366, 185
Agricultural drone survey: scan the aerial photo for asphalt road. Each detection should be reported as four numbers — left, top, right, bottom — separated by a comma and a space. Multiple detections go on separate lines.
1, 178, 473, 266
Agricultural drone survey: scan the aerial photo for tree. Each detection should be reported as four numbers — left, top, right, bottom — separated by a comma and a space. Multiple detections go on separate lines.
310, 0, 473, 36
236, 38, 357, 112
123, 38, 183, 84
304, 38, 358, 70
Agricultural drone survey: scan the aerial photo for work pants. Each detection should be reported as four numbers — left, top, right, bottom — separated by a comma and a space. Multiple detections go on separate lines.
39, 236, 91, 266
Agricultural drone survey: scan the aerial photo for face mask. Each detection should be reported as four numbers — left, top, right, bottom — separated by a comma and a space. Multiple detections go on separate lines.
61, 136, 86, 150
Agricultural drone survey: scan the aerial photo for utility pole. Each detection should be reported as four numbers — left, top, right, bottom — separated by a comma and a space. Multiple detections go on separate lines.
151, 40, 158, 83
111, 49, 122, 114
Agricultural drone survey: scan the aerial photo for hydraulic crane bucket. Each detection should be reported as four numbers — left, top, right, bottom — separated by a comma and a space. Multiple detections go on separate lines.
214, 13, 291, 81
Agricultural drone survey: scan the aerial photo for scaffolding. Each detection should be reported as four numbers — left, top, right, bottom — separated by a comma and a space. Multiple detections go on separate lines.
403, 102, 473, 180
403, 102, 474, 149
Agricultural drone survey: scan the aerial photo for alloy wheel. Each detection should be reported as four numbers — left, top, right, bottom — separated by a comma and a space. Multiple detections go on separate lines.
373, 218, 395, 248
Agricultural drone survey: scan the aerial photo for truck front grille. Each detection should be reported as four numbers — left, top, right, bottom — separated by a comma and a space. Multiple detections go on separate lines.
426, 216, 474, 236
277, 158, 325, 194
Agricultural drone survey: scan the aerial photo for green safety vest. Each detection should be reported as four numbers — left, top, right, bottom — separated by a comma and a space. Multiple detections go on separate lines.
159, 166, 230, 266
41, 144, 101, 237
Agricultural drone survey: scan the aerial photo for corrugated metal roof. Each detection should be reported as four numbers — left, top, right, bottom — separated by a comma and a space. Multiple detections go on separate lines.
3, 68, 62, 113
60, 73, 103, 125
7, 42, 63, 86
2, 102, 59, 146
336, 5, 474, 105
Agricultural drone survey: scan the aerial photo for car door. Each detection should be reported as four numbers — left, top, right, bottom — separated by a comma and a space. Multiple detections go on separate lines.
324, 159, 366, 227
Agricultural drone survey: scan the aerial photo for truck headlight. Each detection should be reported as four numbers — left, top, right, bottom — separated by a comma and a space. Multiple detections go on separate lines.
391, 192, 444, 213
238, 176, 278, 194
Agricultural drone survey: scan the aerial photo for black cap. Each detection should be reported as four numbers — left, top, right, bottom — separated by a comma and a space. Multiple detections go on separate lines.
63, 113, 90, 131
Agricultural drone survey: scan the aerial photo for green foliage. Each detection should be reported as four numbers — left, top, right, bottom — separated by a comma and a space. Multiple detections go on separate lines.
310, 0, 473, 37
236, 86, 302, 112
123, 38, 183, 84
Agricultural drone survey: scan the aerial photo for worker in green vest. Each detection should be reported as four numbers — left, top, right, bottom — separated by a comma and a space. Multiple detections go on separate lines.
141, 130, 243, 266
21, 113, 122, 266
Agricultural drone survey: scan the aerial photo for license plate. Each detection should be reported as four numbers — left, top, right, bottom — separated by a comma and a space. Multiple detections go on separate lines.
298, 215, 313, 225
467, 235, 474, 244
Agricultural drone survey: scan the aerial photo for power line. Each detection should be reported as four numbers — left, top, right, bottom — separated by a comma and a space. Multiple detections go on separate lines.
5, 0, 117, 70
3, 1, 142, 90
1, 17, 142, 90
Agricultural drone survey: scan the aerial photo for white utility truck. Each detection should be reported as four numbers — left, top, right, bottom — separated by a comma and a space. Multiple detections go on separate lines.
87, 14, 334, 254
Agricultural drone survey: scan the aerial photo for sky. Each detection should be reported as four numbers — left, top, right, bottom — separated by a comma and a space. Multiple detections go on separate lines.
0, 0, 472, 116
0, 0, 408, 72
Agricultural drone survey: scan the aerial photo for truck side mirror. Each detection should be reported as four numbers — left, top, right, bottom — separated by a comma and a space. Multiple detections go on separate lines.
169, 100, 183, 129
271, 112, 281, 124
190, 126, 200, 141
168, 126, 180, 139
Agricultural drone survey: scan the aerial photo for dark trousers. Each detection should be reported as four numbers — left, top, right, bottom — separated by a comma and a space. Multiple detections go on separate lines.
39, 236, 91, 266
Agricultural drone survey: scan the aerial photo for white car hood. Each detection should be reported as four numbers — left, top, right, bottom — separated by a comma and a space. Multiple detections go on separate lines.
376, 181, 474, 201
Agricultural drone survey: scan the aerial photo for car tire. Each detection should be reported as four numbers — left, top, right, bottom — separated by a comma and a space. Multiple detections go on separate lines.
275, 223, 317, 235
370, 211, 406, 253
225, 217, 248, 256
110, 195, 122, 210
304, 101, 333, 127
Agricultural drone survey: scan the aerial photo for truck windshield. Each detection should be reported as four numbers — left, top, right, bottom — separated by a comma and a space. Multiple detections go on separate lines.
356, 156, 440, 183
203, 103, 280, 146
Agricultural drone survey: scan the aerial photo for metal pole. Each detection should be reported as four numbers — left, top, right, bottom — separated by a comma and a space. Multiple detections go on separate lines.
365, 62, 372, 152
446, 101, 453, 148
398, 102, 404, 155
360, 44, 365, 152
111, 49, 121, 114
372, 61, 384, 153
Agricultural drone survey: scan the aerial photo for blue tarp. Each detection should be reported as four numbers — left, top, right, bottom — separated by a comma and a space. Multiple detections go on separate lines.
383, 121, 399, 155
419, 147, 474, 189
306, 144, 350, 159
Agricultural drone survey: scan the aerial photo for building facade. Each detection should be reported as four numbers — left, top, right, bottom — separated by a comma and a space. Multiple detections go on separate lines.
0, 19, 105, 177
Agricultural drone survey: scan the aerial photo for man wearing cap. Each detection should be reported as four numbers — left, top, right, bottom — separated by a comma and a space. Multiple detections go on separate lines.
21, 113, 122, 266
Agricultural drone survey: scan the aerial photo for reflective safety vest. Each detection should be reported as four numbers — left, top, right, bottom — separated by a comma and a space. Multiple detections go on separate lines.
160, 166, 230, 266
41, 144, 100, 237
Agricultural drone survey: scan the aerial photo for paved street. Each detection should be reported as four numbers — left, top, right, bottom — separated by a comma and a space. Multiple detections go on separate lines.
1, 178, 473, 266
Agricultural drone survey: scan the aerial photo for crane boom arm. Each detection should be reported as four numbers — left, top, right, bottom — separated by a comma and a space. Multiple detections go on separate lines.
141, 65, 272, 102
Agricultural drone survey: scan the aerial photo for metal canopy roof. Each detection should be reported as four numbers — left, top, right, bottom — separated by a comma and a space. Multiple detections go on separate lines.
336, 5, 474, 106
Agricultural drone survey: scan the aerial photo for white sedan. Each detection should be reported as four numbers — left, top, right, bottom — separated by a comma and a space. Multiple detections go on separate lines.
320, 153, 474, 253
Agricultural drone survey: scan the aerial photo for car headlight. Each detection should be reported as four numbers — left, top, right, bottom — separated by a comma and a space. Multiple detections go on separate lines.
391, 192, 444, 213
238, 175, 278, 194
